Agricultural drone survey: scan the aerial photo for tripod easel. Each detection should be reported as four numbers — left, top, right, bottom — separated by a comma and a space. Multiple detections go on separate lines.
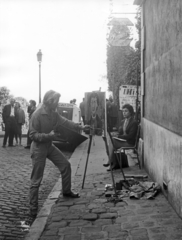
81, 128, 118, 196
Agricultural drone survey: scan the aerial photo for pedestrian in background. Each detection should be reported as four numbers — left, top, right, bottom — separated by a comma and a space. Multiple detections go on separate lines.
15, 102, 25, 146
24, 100, 36, 149
28, 90, 89, 218
79, 98, 85, 125
2, 98, 17, 147
72, 99, 77, 105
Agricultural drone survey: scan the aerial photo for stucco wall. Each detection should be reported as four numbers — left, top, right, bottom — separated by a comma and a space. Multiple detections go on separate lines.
144, 0, 182, 136
143, 118, 182, 217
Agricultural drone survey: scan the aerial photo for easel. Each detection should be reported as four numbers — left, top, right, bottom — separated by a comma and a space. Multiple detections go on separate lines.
81, 127, 118, 196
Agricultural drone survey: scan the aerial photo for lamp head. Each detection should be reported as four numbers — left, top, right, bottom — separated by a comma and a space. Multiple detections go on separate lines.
37, 49, 42, 62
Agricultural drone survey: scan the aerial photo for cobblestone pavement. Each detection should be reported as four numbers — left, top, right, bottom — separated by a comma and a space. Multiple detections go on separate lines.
33, 136, 182, 240
0, 137, 72, 240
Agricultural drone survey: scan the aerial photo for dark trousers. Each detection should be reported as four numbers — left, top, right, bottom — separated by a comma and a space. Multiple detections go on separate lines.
29, 142, 71, 214
26, 130, 32, 146
82, 116, 85, 125
3, 117, 17, 146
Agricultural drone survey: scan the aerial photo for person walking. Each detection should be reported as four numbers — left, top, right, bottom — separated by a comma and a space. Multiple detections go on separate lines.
79, 98, 85, 125
28, 90, 89, 218
2, 98, 17, 147
15, 102, 25, 146
24, 100, 36, 149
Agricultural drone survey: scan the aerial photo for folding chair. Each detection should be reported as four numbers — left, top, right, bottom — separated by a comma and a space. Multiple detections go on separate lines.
107, 129, 126, 180
116, 124, 141, 169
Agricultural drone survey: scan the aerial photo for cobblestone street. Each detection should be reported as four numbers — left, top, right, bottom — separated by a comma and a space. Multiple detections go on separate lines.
0, 137, 72, 240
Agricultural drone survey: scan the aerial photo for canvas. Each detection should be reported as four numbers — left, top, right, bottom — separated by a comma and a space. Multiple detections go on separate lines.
85, 91, 106, 136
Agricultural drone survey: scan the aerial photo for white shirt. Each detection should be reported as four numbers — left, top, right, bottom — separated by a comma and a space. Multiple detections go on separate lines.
10, 106, 15, 116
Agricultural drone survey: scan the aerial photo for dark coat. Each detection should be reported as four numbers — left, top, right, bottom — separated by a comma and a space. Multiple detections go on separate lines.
2, 104, 13, 123
118, 117, 138, 145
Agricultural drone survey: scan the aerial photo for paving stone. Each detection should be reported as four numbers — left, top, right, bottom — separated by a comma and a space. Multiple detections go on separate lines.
43, 230, 59, 236
69, 204, 86, 210
150, 214, 173, 219
93, 199, 107, 203
64, 235, 81, 240
115, 217, 129, 224
130, 215, 149, 222
118, 209, 136, 217
149, 234, 168, 240
82, 213, 98, 220
142, 221, 156, 227
58, 227, 80, 235
53, 207, 68, 212
130, 228, 149, 240
92, 208, 107, 214
81, 226, 102, 233
108, 230, 128, 239
115, 202, 127, 207
122, 221, 140, 229
137, 208, 159, 215
63, 214, 80, 220
52, 215, 64, 222
109, 207, 125, 212
40, 237, 59, 240
93, 219, 112, 226
56, 202, 74, 207
82, 231, 108, 240
47, 221, 67, 229
102, 224, 121, 232
69, 220, 92, 227
87, 204, 100, 210
148, 227, 168, 235
104, 202, 115, 207
91, 191, 104, 196
74, 200, 89, 205
100, 213, 118, 219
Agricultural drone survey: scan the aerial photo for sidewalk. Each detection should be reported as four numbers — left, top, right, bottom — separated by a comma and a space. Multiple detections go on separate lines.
25, 135, 182, 240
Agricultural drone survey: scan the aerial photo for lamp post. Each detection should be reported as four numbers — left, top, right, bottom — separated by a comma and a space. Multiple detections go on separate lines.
37, 49, 42, 103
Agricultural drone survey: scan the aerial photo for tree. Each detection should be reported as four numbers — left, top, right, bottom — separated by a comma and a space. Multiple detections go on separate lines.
106, 8, 141, 107
0, 86, 13, 106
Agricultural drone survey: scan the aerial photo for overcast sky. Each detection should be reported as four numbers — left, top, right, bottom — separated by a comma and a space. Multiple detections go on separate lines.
0, 0, 137, 105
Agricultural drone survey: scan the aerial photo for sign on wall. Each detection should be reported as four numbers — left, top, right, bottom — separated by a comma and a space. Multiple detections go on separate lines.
119, 85, 141, 111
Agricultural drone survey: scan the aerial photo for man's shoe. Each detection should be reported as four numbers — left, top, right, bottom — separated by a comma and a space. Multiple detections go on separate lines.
24, 146, 30, 149
8, 145, 16, 147
2, 145, 6, 148
107, 167, 118, 172
63, 191, 80, 198
103, 163, 109, 167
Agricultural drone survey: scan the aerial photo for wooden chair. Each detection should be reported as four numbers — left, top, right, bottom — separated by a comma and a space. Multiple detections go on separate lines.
116, 124, 141, 169
107, 129, 126, 180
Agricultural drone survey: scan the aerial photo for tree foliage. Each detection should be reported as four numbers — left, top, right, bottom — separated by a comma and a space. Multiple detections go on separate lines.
0, 86, 13, 106
106, 8, 141, 106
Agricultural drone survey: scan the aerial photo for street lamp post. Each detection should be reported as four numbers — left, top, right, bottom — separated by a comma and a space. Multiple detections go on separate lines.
37, 49, 42, 103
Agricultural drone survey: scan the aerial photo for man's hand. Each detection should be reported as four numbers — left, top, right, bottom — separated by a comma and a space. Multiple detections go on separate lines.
81, 125, 91, 131
48, 130, 61, 140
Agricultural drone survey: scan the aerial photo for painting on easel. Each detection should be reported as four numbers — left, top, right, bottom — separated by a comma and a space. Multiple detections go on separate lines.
85, 91, 106, 136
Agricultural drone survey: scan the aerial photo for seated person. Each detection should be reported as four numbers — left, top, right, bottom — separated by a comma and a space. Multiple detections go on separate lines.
104, 104, 138, 171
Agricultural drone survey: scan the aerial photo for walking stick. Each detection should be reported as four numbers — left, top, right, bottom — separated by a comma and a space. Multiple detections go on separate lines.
82, 134, 93, 189
102, 135, 117, 196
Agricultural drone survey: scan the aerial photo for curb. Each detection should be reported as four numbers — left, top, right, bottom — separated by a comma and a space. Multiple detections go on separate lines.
24, 139, 88, 240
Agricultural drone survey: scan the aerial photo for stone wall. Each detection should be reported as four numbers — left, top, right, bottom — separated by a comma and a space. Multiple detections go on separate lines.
143, 119, 182, 217
142, 0, 182, 217
144, 0, 182, 135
